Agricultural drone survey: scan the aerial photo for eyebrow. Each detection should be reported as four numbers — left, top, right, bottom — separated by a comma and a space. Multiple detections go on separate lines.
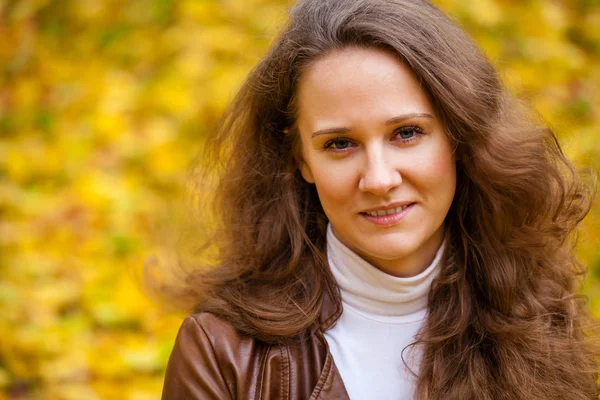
310, 112, 435, 138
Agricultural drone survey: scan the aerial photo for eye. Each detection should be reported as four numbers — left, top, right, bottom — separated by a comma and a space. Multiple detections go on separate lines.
324, 138, 354, 151
394, 125, 424, 143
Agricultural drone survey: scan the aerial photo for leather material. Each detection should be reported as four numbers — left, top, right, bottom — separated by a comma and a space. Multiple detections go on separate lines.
162, 283, 350, 400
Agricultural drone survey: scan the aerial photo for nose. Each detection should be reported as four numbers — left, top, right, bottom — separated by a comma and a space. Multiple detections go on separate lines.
358, 150, 402, 195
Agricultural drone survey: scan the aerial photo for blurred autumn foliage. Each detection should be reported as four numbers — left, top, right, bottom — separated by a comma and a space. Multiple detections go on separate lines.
0, 0, 598, 398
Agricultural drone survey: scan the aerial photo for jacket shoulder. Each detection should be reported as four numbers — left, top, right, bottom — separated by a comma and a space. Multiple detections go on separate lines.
163, 312, 332, 400
162, 312, 266, 399
189, 312, 270, 379
188, 312, 254, 354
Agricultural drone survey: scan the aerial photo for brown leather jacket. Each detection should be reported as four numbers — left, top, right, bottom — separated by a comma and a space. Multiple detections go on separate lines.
161, 285, 351, 399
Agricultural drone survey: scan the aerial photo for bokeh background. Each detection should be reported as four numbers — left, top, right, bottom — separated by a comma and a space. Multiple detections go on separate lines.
0, 0, 598, 398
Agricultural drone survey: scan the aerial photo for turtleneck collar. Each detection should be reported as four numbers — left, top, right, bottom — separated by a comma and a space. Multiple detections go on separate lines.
326, 223, 445, 323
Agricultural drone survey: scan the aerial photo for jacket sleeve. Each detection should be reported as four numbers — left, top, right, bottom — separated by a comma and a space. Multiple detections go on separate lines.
162, 316, 233, 400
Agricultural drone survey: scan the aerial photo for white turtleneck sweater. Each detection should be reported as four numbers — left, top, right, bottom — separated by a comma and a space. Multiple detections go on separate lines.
324, 224, 445, 400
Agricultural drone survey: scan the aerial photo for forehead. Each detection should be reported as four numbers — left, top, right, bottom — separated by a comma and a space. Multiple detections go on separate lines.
296, 46, 435, 128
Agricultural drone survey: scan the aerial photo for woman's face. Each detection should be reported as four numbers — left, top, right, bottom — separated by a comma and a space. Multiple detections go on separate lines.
296, 47, 456, 277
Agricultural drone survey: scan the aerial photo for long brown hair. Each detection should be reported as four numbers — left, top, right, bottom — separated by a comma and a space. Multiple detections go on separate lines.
163, 0, 599, 398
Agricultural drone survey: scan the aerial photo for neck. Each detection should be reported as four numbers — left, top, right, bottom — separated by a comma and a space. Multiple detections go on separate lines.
326, 223, 446, 320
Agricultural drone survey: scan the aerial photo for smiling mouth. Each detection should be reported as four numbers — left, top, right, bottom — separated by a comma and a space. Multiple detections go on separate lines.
360, 203, 415, 217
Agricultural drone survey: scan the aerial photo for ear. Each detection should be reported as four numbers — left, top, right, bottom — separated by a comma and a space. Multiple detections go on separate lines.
294, 148, 315, 184
298, 160, 315, 184
287, 126, 315, 184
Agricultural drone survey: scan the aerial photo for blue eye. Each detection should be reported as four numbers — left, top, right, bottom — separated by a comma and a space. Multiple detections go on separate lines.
325, 138, 353, 150
395, 126, 424, 142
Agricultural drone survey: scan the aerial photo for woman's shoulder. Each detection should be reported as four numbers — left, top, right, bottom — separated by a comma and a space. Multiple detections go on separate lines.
162, 312, 263, 399
178, 311, 327, 365
162, 311, 330, 399
183, 312, 249, 346
170, 311, 268, 370
180, 312, 272, 364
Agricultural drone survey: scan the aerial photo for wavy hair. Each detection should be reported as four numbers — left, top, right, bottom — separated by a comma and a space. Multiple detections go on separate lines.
163, 0, 599, 398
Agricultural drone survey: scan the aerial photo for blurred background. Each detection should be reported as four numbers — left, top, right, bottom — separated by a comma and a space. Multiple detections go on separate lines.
0, 0, 598, 398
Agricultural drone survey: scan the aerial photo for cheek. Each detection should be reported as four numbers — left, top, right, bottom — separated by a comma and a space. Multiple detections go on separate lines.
413, 140, 456, 198
311, 161, 358, 209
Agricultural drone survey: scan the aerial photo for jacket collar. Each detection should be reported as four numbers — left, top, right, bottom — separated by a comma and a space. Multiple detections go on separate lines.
312, 275, 351, 399
318, 277, 343, 332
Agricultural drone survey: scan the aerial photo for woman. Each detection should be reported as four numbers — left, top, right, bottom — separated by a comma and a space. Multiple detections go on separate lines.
161, 0, 599, 398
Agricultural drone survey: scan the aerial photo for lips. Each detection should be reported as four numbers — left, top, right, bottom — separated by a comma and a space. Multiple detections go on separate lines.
362, 204, 412, 217
360, 202, 415, 216
360, 202, 415, 226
